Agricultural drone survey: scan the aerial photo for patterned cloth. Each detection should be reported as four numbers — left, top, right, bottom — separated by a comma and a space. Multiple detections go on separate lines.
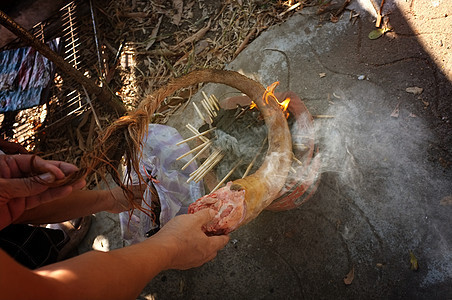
119, 124, 204, 244
0, 38, 59, 112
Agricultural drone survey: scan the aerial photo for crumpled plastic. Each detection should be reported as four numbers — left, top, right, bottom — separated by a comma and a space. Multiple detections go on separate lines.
119, 124, 204, 245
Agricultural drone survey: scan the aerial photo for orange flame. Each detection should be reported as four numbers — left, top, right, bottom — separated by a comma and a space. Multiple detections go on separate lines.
259, 81, 291, 117
249, 82, 291, 117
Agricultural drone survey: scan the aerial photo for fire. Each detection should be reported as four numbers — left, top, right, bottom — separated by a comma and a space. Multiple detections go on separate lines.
250, 81, 290, 117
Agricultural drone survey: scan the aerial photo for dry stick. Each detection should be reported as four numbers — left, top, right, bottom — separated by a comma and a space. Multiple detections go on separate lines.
211, 95, 221, 110
89, 0, 103, 77
188, 149, 223, 183
202, 91, 219, 115
82, 86, 102, 130
176, 127, 216, 146
203, 98, 217, 117
190, 149, 222, 178
0, 10, 126, 115
212, 159, 243, 193
209, 96, 219, 114
193, 152, 224, 183
334, 0, 351, 17
313, 115, 335, 119
210, 95, 220, 111
376, 0, 385, 27
177, 140, 211, 161
293, 143, 308, 150
293, 157, 303, 166
234, 27, 257, 58
242, 137, 268, 178
193, 102, 208, 124
201, 91, 210, 104
186, 124, 209, 143
201, 99, 214, 118
181, 141, 213, 170
41, 147, 74, 158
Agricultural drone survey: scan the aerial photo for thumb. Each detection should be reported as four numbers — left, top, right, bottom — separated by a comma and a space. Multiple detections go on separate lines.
1, 173, 54, 198
193, 209, 216, 225
208, 234, 230, 249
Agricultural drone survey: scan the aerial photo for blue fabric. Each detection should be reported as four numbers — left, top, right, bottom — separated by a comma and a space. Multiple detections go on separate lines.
0, 39, 59, 112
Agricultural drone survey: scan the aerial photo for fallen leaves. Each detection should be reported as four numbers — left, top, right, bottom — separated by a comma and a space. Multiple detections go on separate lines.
171, 0, 183, 26
390, 102, 400, 118
175, 19, 212, 49
368, 27, 391, 40
440, 195, 452, 206
406, 86, 424, 95
343, 266, 355, 285
409, 251, 419, 271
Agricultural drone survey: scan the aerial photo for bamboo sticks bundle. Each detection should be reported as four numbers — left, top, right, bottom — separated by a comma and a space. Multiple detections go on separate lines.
176, 92, 223, 184
177, 92, 266, 191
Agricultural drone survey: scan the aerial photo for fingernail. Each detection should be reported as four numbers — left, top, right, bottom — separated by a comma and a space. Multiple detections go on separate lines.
37, 172, 55, 183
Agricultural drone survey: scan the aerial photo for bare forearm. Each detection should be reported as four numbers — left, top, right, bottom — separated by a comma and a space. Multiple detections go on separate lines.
14, 189, 113, 224
1, 238, 172, 300
37, 239, 170, 300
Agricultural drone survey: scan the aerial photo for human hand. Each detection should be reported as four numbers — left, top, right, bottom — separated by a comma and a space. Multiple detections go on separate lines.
0, 155, 86, 229
0, 139, 28, 154
107, 184, 146, 213
150, 209, 229, 270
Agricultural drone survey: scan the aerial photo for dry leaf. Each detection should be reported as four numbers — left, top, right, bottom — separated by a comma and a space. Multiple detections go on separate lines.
175, 19, 211, 48
146, 16, 163, 50
319, 72, 326, 78
343, 266, 355, 285
390, 103, 400, 118
409, 251, 419, 271
171, 0, 183, 26
368, 27, 390, 39
406, 87, 423, 95
440, 196, 452, 206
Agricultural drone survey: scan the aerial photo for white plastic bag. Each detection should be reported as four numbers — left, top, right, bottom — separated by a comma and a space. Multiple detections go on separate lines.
119, 124, 204, 244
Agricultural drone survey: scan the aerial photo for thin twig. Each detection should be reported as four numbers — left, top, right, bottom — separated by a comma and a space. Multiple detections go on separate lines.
186, 124, 209, 143
181, 141, 213, 170
193, 152, 224, 183
176, 127, 216, 146
242, 137, 267, 178
177, 140, 211, 161
82, 86, 102, 130
212, 159, 242, 193
193, 102, 207, 124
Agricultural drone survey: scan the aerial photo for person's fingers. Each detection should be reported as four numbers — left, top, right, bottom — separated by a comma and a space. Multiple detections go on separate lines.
72, 178, 86, 190
0, 175, 51, 199
193, 208, 216, 225
0, 156, 11, 178
28, 157, 67, 179
209, 234, 230, 249
45, 160, 80, 177
24, 185, 74, 210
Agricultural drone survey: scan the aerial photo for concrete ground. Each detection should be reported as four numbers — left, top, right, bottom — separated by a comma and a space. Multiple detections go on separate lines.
79, 1, 452, 299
